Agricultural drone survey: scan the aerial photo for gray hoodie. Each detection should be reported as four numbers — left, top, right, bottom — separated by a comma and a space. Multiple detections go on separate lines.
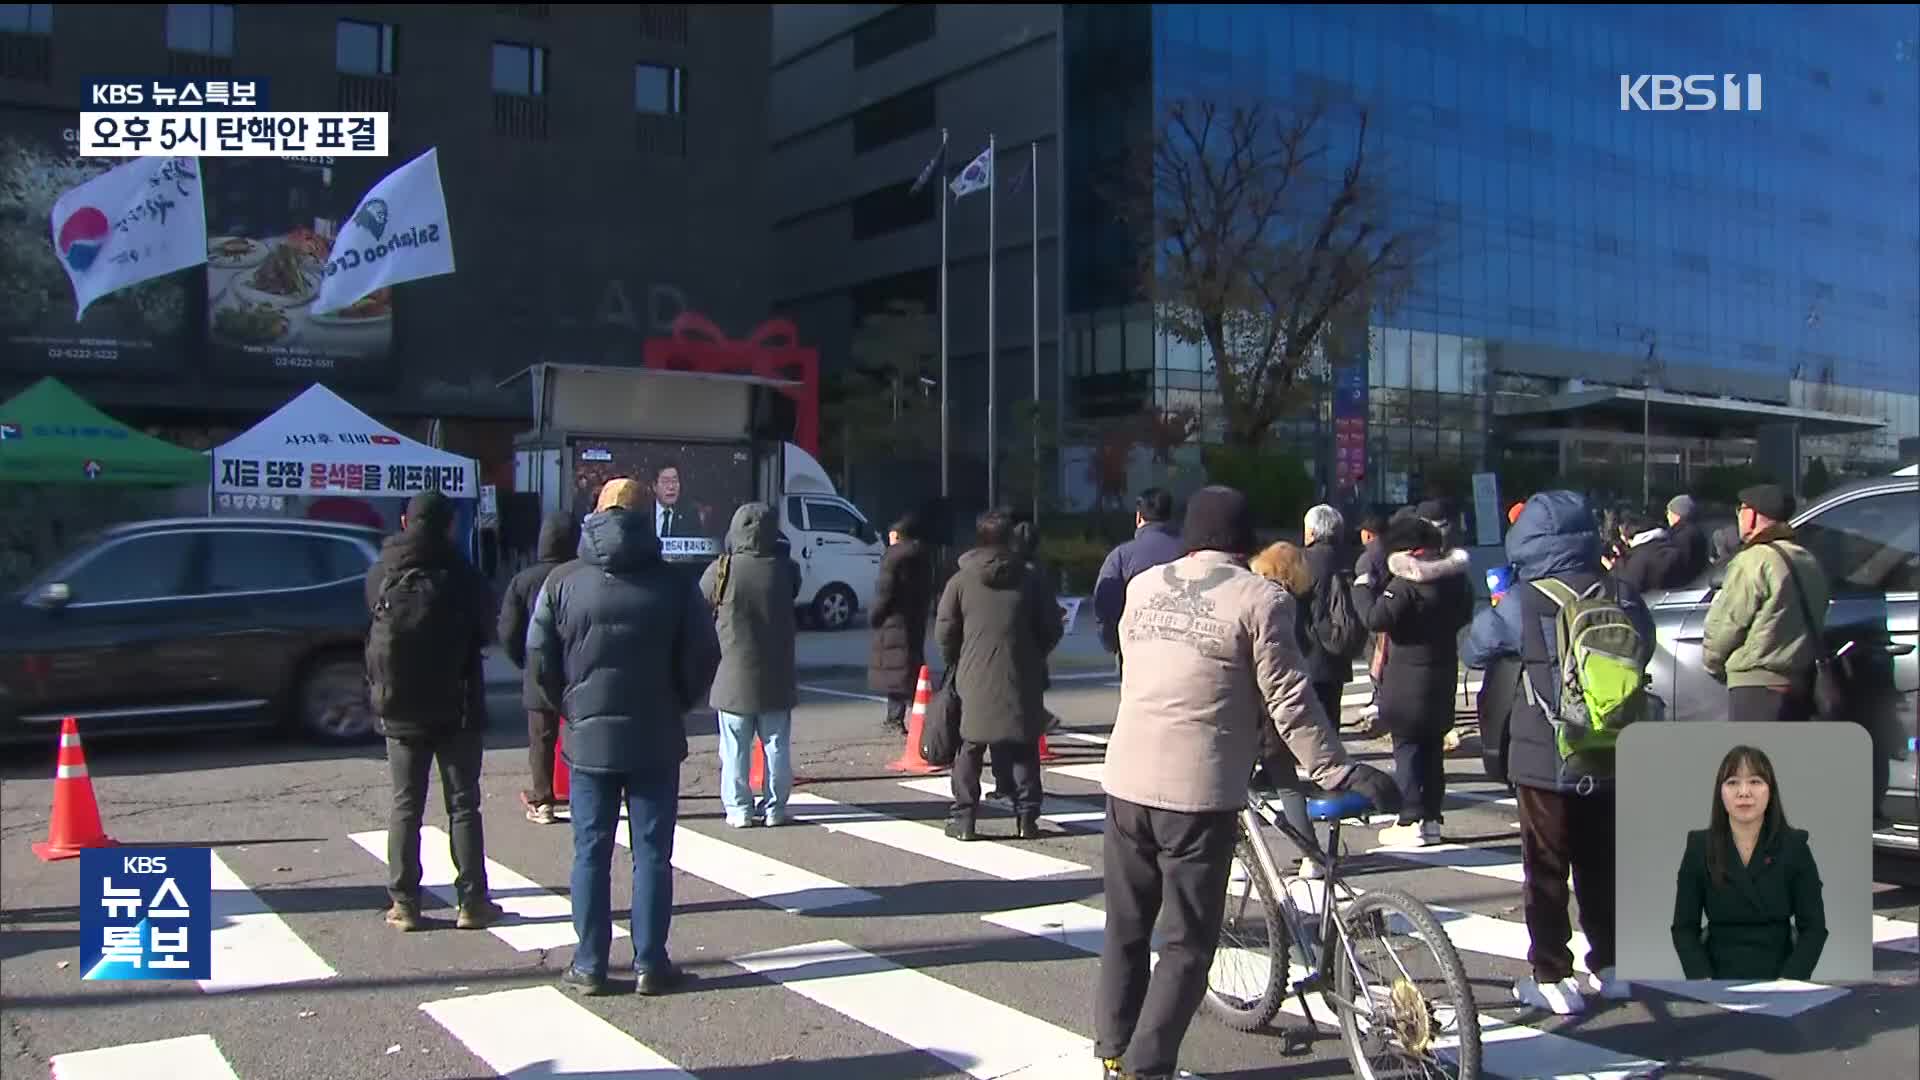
699, 502, 799, 715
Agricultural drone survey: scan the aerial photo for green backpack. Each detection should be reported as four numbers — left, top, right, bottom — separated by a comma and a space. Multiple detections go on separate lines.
1520, 577, 1651, 762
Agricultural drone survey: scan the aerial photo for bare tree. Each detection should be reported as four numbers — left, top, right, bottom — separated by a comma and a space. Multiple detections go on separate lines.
1120, 97, 1429, 448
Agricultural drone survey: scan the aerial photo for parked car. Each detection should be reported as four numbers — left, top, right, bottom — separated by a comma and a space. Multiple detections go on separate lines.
781, 492, 883, 631
0, 517, 382, 746
1645, 472, 1919, 858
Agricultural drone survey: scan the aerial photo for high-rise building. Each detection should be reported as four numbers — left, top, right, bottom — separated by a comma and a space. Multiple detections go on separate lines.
775, 5, 1920, 507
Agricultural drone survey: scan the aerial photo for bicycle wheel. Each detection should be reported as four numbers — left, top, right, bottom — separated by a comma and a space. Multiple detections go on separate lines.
1202, 830, 1288, 1031
1331, 887, 1482, 1079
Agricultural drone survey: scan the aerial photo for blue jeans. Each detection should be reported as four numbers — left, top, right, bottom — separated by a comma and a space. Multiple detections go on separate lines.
717, 710, 792, 824
568, 764, 679, 978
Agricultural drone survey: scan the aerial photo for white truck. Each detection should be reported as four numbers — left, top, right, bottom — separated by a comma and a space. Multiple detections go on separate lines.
780, 442, 884, 631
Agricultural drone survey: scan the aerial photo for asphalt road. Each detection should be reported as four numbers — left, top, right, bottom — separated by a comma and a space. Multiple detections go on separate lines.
3, 672, 1916, 1080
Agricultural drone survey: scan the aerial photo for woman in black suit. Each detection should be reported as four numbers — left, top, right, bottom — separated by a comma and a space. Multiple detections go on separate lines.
1671, 745, 1828, 980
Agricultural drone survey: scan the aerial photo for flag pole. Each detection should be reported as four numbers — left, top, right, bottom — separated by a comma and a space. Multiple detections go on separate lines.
1030, 139, 1040, 527
987, 132, 998, 509
938, 128, 950, 501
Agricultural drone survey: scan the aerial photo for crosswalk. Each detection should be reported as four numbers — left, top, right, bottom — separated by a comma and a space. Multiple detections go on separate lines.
44, 693, 1919, 1080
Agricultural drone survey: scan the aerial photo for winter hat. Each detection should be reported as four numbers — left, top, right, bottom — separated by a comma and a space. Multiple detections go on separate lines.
1383, 514, 1442, 554
1414, 498, 1452, 523
404, 491, 452, 530
1737, 484, 1794, 523
1666, 494, 1696, 520
1506, 501, 1527, 525
595, 477, 644, 512
1181, 485, 1256, 555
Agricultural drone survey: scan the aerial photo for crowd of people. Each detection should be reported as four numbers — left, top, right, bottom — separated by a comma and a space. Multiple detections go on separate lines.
354, 468, 1837, 1079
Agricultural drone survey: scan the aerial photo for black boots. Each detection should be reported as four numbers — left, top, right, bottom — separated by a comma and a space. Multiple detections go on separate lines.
945, 810, 977, 841
1016, 812, 1043, 840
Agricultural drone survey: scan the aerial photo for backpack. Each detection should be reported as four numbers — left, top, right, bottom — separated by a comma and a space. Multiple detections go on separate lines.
1520, 577, 1651, 763
365, 567, 471, 719
1310, 570, 1367, 661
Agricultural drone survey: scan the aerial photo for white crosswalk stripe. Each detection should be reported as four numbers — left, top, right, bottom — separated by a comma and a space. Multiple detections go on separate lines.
45, 718, 1919, 1080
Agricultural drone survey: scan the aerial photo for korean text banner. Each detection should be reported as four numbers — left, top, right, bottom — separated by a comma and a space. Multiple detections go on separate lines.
80, 847, 212, 980
312, 147, 454, 316
50, 155, 207, 321
204, 156, 394, 383
0, 108, 194, 375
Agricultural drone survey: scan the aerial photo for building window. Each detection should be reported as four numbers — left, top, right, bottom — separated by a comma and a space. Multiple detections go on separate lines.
634, 62, 684, 114
337, 19, 395, 76
0, 4, 53, 34
853, 4, 934, 68
851, 180, 934, 242
637, 4, 687, 43
166, 4, 233, 56
852, 84, 934, 154
492, 41, 546, 97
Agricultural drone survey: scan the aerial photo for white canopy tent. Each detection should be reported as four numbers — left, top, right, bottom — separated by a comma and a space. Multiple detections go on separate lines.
210, 384, 478, 513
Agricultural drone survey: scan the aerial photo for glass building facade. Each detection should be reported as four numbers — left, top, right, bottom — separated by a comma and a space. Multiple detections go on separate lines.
1064, 4, 1920, 503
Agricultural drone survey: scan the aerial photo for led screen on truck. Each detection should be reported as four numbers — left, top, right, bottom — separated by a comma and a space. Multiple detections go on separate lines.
567, 437, 754, 561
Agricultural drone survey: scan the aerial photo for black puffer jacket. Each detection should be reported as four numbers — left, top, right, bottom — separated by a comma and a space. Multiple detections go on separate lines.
362, 525, 494, 738
497, 511, 577, 711
935, 546, 1063, 744
868, 538, 934, 696
1301, 539, 1351, 686
1360, 547, 1475, 739
1612, 529, 1687, 595
528, 510, 721, 775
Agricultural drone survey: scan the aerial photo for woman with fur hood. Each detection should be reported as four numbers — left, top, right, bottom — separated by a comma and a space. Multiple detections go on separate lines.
1359, 514, 1475, 848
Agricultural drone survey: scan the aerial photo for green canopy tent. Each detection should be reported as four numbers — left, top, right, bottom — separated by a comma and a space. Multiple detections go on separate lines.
0, 377, 206, 486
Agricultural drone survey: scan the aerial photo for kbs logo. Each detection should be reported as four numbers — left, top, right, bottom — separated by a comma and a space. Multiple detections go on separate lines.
1620, 74, 1763, 111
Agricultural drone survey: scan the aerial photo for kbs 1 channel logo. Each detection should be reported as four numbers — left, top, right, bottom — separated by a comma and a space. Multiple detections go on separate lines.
79, 77, 388, 158
79, 848, 212, 980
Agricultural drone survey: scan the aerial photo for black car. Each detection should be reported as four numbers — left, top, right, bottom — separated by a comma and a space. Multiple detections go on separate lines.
0, 517, 381, 745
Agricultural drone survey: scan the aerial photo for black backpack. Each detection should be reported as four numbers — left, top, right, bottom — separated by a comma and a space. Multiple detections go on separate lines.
1311, 569, 1367, 661
366, 567, 471, 719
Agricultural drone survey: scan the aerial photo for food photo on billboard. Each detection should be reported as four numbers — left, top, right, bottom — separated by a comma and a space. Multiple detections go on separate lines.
202, 157, 392, 382
568, 437, 754, 562
0, 107, 194, 377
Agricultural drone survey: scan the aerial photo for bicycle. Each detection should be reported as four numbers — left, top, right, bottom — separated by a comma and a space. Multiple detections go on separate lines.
1203, 786, 1483, 1079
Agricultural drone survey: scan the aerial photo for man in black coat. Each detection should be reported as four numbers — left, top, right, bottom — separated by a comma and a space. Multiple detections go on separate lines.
1301, 503, 1355, 728
497, 511, 578, 824
528, 478, 721, 996
364, 491, 503, 933
1611, 509, 1687, 594
868, 513, 934, 734
1665, 494, 1710, 582
1092, 488, 1185, 672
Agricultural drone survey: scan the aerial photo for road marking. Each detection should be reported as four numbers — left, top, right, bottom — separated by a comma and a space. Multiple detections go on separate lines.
51, 1035, 241, 1080
613, 820, 881, 913
421, 986, 695, 1078
895, 777, 1106, 833
1048, 762, 1109, 787
1366, 841, 1528, 883
1873, 915, 1920, 954
1057, 731, 1110, 746
201, 851, 337, 994
798, 683, 888, 703
1053, 670, 1120, 682
733, 939, 1095, 1079
783, 792, 1088, 879
984, 901, 1659, 1078
349, 827, 621, 951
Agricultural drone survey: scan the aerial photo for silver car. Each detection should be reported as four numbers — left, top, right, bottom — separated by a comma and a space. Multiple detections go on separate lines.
1643, 470, 1918, 858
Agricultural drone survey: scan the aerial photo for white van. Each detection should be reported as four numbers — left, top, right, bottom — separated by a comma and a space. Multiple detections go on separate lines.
781, 444, 884, 631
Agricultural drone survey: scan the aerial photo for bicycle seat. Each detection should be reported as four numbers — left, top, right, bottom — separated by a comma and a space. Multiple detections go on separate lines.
1306, 791, 1375, 821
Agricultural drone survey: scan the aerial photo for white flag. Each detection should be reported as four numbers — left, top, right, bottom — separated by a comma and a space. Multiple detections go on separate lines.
50, 156, 207, 321
949, 144, 992, 199
312, 148, 456, 315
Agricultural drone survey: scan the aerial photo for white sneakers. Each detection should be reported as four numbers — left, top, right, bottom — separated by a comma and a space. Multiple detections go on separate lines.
1513, 975, 1587, 1015
1377, 821, 1443, 848
1514, 967, 1632, 1014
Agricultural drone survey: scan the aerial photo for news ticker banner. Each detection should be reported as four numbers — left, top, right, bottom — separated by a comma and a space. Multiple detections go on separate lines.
80, 78, 386, 158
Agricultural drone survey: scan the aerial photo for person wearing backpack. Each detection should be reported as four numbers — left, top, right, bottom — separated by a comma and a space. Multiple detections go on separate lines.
527, 478, 722, 996
1301, 504, 1364, 729
700, 502, 799, 829
1357, 514, 1475, 849
1703, 485, 1828, 723
1463, 490, 1655, 1014
364, 491, 505, 934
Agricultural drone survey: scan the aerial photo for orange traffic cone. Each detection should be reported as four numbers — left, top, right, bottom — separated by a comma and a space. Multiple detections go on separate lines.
888, 666, 942, 774
32, 717, 117, 862
552, 723, 570, 802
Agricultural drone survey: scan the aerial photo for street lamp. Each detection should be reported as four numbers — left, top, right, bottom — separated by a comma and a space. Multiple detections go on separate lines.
1639, 330, 1657, 509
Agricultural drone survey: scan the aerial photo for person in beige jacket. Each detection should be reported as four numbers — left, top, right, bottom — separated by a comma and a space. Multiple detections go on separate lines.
1095, 486, 1401, 1080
